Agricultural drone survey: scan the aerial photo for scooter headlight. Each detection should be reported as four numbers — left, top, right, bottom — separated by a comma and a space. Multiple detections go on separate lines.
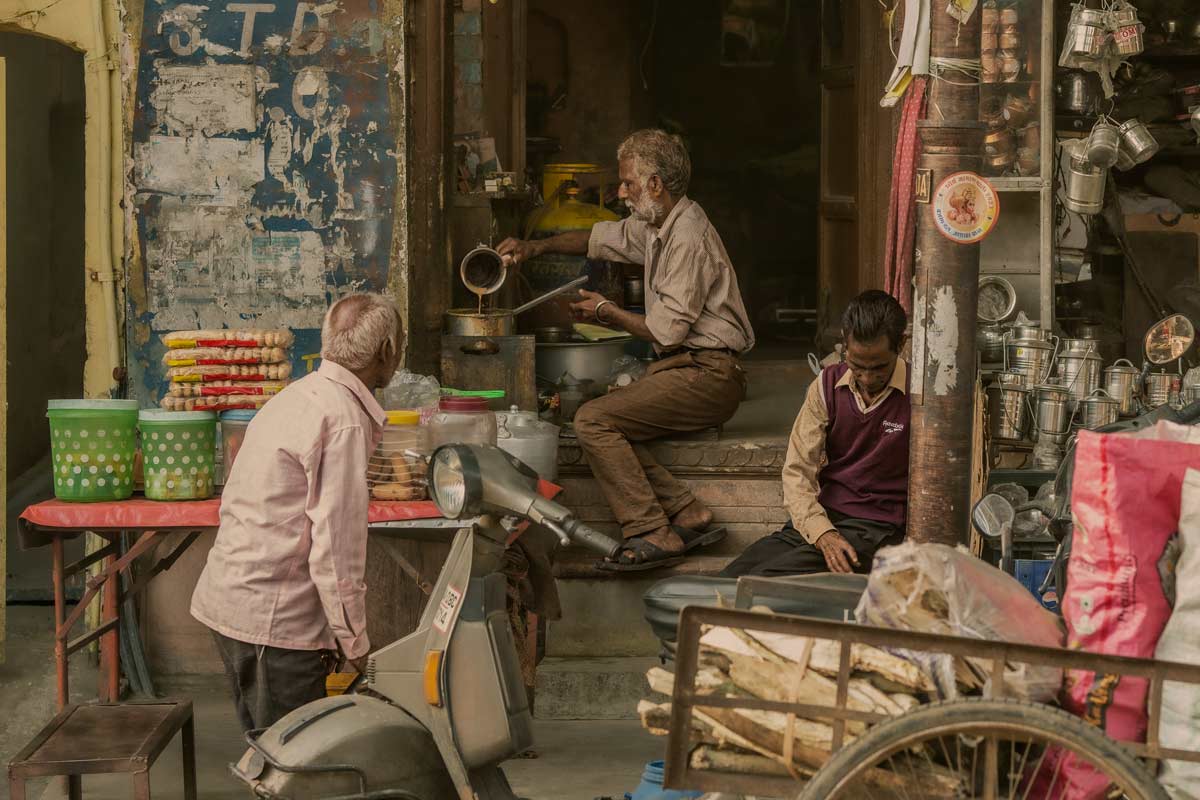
429, 446, 469, 518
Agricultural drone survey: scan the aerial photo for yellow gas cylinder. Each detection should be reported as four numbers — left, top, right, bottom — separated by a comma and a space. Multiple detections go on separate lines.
523, 164, 622, 329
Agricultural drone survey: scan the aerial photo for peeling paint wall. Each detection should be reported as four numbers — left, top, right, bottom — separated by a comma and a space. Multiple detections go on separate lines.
127, 0, 398, 403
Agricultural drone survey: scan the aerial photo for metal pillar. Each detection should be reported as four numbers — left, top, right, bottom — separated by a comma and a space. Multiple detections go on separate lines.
907, 7, 984, 546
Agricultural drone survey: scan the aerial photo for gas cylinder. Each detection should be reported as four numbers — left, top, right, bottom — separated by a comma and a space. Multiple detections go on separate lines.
523, 163, 622, 330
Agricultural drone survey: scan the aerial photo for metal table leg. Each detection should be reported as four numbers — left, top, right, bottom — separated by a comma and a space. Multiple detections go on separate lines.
53, 537, 68, 709
101, 549, 121, 703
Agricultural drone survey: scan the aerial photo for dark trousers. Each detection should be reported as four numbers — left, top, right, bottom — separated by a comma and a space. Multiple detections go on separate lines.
211, 631, 330, 732
720, 512, 904, 578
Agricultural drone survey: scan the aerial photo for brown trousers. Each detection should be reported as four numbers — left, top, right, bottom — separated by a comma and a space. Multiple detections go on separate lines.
573, 350, 746, 538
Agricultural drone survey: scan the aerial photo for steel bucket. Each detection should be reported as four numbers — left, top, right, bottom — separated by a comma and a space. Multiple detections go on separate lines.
987, 382, 1030, 440
1145, 372, 1174, 408
1032, 384, 1072, 445
1103, 358, 1140, 416
1086, 121, 1121, 169
1078, 389, 1120, 430
1056, 340, 1102, 408
1065, 8, 1109, 57
1006, 336, 1056, 388
1111, 8, 1145, 57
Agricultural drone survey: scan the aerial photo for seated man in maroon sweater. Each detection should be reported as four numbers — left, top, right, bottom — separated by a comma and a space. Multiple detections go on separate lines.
722, 290, 910, 577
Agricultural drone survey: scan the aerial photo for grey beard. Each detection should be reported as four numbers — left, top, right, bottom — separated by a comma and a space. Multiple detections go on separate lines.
627, 197, 666, 225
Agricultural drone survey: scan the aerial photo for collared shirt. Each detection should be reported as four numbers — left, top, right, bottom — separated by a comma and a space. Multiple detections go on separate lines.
191, 360, 386, 659
782, 360, 909, 544
587, 196, 755, 353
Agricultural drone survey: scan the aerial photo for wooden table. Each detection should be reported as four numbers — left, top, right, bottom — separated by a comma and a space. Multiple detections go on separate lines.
18, 497, 450, 710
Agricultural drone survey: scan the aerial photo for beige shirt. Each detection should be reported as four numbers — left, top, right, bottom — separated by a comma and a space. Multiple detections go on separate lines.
782, 360, 909, 544
191, 360, 385, 659
587, 197, 755, 353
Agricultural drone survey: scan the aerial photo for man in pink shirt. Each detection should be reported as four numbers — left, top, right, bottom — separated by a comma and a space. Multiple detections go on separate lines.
191, 293, 404, 731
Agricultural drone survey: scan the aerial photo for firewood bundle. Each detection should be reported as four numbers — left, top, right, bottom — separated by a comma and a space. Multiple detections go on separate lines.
638, 615, 965, 795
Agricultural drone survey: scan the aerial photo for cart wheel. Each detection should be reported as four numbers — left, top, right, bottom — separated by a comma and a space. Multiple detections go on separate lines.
796, 698, 1166, 800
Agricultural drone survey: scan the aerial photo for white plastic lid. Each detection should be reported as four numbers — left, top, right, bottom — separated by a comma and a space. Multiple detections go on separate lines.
48, 399, 138, 411
138, 410, 218, 423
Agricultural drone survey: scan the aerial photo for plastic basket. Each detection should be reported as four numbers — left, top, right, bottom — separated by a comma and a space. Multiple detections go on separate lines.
138, 410, 218, 501
46, 400, 139, 502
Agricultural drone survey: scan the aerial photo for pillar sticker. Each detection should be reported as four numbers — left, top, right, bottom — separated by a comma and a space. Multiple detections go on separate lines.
931, 172, 1000, 245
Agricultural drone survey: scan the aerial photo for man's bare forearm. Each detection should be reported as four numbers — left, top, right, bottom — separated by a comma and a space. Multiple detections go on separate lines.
530, 230, 590, 258
602, 305, 657, 344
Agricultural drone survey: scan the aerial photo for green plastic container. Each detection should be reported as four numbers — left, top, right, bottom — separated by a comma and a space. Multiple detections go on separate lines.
47, 400, 139, 502
138, 410, 218, 501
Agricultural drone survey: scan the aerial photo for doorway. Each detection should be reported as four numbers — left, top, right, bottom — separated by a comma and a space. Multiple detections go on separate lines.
1, 32, 87, 604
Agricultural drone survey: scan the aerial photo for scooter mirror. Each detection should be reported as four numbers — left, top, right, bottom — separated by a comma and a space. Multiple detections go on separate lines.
1145, 313, 1195, 365
972, 493, 1015, 540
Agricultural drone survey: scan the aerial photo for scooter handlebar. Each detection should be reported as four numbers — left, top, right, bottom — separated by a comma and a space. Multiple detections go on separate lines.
562, 519, 623, 560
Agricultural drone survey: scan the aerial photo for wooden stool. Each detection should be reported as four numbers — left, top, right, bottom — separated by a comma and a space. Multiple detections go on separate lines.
7, 700, 196, 800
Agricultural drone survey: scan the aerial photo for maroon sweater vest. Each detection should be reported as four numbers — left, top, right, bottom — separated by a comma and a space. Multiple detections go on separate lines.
816, 363, 911, 528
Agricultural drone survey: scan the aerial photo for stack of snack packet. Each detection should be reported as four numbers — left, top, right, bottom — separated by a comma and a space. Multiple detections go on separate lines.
160, 329, 293, 411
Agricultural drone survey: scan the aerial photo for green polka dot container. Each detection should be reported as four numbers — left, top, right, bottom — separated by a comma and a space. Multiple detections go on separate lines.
138, 410, 218, 501
47, 400, 139, 502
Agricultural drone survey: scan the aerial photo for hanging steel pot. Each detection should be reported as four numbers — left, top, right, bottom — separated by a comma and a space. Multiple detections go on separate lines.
1110, 7, 1145, 57
1086, 120, 1122, 169
1118, 119, 1160, 166
1063, 147, 1106, 216
1065, 7, 1110, 58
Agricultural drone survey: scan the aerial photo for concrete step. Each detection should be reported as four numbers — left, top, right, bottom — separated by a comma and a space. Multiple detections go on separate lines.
533, 656, 661, 720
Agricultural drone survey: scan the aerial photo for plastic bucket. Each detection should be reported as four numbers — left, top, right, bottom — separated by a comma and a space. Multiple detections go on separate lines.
220, 409, 258, 483
625, 761, 702, 800
47, 400, 138, 502
139, 410, 218, 501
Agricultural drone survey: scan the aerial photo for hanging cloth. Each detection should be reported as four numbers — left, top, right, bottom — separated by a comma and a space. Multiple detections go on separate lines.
882, 76, 928, 314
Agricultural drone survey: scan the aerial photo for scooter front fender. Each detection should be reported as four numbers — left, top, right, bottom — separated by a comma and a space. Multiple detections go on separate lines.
232, 694, 457, 799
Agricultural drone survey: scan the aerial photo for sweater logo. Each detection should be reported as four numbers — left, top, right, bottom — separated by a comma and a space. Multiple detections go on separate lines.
882, 421, 906, 435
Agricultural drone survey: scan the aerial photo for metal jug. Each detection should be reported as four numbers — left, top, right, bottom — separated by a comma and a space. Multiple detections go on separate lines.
1103, 359, 1140, 416
1056, 339, 1103, 408
1032, 384, 1072, 445
987, 381, 1030, 440
1078, 389, 1120, 430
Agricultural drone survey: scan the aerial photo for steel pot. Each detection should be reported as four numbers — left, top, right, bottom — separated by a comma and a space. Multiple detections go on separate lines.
1111, 8, 1144, 57
1056, 339, 1103, 408
1032, 384, 1072, 445
1145, 371, 1174, 409
445, 308, 515, 337
536, 340, 631, 393
1078, 389, 1120, 430
977, 324, 1007, 363
1103, 358, 1140, 416
1086, 121, 1121, 169
1118, 119, 1159, 166
1010, 324, 1052, 343
978, 276, 1017, 323
987, 381, 1030, 440
1065, 7, 1109, 58
1184, 380, 1200, 405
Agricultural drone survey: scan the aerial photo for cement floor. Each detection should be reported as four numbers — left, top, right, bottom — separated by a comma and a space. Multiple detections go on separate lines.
0, 606, 664, 800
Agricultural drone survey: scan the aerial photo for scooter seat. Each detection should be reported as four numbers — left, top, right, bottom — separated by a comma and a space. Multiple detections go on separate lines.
642, 573, 868, 656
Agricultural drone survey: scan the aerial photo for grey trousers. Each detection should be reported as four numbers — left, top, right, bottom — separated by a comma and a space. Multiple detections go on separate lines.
211, 631, 330, 732
720, 512, 904, 578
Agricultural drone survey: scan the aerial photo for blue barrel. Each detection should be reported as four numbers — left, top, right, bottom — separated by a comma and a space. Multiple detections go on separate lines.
625, 761, 702, 800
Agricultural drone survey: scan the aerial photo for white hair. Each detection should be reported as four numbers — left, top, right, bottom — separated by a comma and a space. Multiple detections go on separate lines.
320, 293, 403, 371
617, 129, 692, 197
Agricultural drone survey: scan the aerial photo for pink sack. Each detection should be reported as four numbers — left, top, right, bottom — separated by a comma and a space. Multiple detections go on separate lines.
1027, 422, 1200, 799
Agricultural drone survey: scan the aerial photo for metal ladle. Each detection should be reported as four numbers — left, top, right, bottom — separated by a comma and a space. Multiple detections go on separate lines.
513, 275, 590, 316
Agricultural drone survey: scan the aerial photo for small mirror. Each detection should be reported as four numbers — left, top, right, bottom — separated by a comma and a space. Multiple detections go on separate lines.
1145, 314, 1196, 365
972, 493, 1015, 540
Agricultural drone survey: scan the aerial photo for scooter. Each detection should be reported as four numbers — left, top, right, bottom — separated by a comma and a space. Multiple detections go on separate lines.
231, 444, 623, 800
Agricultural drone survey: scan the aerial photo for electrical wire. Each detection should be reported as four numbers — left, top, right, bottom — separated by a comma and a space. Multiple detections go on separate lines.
0, 0, 67, 26
639, 0, 659, 92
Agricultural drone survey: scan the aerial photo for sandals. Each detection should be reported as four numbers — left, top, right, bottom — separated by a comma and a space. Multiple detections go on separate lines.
596, 525, 728, 573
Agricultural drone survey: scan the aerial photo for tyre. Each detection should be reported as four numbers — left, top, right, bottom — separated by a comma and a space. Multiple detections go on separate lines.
797, 698, 1166, 800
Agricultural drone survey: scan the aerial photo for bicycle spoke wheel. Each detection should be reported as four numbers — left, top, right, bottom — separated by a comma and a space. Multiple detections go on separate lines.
796, 699, 1166, 800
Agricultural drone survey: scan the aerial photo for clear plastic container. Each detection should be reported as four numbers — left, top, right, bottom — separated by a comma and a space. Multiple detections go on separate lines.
428, 396, 498, 450
220, 409, 258, 484
369, 410, 429, 501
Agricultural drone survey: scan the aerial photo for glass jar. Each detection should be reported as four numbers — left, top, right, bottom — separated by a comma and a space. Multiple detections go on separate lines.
369, 410, 429, 501
427, 396, 498, 450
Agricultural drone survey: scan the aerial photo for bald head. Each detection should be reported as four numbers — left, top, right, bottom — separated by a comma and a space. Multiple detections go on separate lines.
320, 293, 404, 375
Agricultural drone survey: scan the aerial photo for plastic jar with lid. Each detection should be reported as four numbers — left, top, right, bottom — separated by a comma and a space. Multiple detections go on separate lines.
428, 396, 498, 450
368, 410, 429, 502
220, 409, 258, 484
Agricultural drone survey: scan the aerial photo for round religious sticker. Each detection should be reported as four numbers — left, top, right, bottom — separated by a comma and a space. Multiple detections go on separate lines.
931, 172, 1000, 245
